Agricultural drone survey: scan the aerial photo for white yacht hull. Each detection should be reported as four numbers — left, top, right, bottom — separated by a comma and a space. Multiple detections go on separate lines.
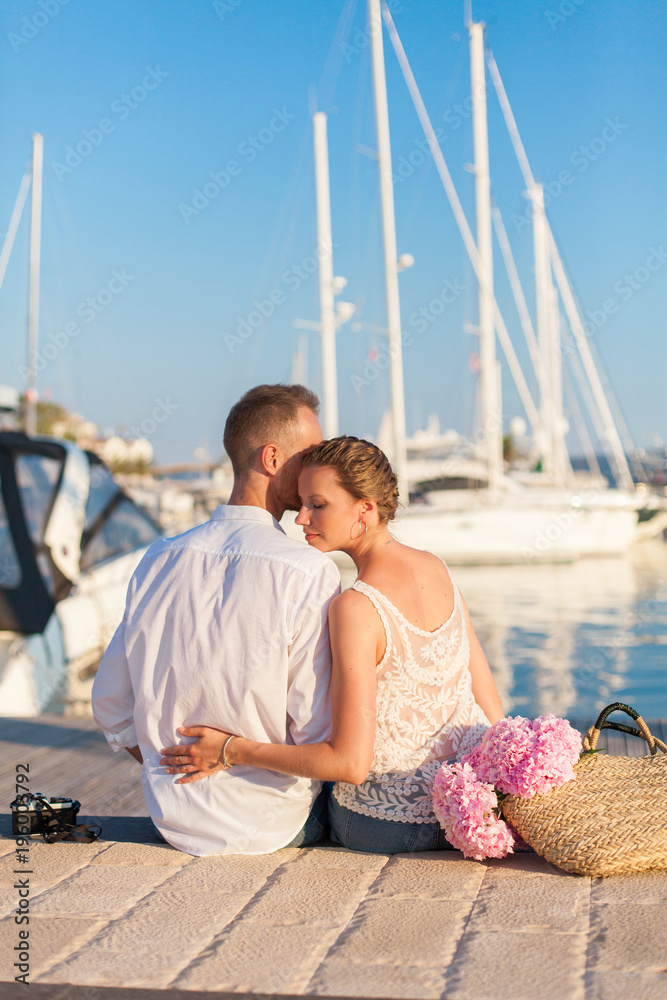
0, 547, 150, 718
392, 498, 637, 564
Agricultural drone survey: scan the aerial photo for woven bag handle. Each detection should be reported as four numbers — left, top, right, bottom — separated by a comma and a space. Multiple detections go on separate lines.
582, 702, 667, 755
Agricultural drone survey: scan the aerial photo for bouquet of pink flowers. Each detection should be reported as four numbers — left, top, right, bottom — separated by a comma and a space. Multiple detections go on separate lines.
432, 714, 582, 860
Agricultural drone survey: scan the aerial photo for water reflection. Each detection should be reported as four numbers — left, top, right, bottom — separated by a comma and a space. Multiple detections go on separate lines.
340, 540, 667, 720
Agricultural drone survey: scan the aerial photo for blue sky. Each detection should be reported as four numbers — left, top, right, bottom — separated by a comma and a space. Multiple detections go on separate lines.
1, 0, 665, 463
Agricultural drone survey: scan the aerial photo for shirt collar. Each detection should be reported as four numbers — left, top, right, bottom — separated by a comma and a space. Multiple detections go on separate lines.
210, 504, 285, 534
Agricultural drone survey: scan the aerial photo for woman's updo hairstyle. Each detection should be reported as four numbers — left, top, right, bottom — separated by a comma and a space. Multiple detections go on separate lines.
301, 436, 400, 523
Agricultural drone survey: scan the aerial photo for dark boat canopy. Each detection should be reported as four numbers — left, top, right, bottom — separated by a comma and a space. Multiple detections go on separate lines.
0, 432, 161, 635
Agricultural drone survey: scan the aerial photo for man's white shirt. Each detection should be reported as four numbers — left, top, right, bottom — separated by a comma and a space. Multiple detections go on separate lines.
92, 505, 341, 856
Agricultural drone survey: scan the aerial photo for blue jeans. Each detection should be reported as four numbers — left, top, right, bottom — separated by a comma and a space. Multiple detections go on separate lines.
284, 783, 330, 848
329, 792, 452, 854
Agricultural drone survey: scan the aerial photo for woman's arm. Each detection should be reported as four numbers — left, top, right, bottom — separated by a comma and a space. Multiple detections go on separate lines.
460, 593, 504, 724
160, 590, 378, 785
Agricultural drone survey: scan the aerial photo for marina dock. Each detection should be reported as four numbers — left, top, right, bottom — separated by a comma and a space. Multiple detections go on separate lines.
2, 715, 666, 998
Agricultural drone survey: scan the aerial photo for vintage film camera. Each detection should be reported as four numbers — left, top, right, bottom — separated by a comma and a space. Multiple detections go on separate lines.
11, 793, 83, 841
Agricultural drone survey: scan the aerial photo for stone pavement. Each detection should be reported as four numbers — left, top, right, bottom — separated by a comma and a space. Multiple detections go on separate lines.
1, 717, 667, 999
2, 828, 667, 999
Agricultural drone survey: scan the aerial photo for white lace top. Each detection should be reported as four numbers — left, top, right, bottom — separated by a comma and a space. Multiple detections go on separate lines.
332, 572, 490, 824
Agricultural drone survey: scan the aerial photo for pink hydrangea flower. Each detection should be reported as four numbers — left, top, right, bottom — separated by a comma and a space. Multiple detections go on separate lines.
463, 714, 582, 799
432, 762, 515, 860
432, 715, 582, 860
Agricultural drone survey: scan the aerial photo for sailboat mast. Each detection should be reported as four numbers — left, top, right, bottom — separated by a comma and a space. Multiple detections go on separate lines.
0, 168, 32, 293
25, 132, 43, 437
530, 183, 555, 477
485, 46, 632, 489
468, 22, 502, 494
368, 0, 408, 503
549, 278, 569, 485
529, 182, 570, 484
313, 112, 339, 438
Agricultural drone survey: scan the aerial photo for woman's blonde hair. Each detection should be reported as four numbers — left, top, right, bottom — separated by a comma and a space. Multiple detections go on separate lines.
301, 436, 399, 523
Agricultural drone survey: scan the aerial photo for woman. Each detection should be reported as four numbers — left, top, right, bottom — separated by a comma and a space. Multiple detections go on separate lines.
160, 437, 503, 853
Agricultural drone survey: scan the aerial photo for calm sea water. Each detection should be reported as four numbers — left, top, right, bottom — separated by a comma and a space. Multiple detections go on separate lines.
340, 539, 667, 723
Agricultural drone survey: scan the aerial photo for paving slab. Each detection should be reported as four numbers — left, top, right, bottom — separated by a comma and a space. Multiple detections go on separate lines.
466, 860, 591, 934
585, 970, 667, 1000
0, 914, 107, 982
36, 889, 257, 989
236, 863, 381, 927
590, 869, 667, 905
309, 960, 450, 999
321, 895, 474, 967
366, 852, 485, 900
588, 900, 667, 973
30, 862, 180, 918
172, 921, 341, 994
151, 851, 291, 894
0, 840, 123, 888
443, 927, 588, 1000
289, 844, 388, 872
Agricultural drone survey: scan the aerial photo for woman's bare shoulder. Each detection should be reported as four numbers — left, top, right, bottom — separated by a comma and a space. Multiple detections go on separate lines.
329, 588, 384, 652
329, 586, 375, 621
362, 543, 451, 590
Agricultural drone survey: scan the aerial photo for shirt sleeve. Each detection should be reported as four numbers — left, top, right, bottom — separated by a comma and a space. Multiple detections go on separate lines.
91, 616, 138, 752
285, 560, 341, 746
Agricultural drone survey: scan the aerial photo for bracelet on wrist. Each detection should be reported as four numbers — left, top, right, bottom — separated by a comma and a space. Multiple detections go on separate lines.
221, 734, 237, 769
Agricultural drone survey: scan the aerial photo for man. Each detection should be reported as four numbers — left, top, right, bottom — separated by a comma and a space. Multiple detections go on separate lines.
92, 384, 340, 855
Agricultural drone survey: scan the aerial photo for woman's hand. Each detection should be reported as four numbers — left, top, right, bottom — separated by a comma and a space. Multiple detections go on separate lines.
159, 726, 233, 784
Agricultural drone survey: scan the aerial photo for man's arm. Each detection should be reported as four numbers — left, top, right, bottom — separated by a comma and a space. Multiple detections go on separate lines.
91, 616, 140, 755
285, 561, 341, 747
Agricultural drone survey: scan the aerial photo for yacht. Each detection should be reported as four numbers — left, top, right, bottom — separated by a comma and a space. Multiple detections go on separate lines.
0, 431, 162, 715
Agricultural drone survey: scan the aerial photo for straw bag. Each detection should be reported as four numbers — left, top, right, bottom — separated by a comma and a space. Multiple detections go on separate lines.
501, 703, 667, 877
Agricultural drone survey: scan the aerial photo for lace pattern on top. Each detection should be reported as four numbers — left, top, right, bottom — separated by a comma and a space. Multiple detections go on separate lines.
333, 574, 489, 824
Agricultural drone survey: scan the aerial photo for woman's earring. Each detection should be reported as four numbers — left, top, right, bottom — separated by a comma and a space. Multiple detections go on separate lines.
358, 518, 368, 538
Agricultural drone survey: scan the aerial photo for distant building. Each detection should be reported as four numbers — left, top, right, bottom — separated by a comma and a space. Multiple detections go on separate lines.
49, 411, 153, 471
